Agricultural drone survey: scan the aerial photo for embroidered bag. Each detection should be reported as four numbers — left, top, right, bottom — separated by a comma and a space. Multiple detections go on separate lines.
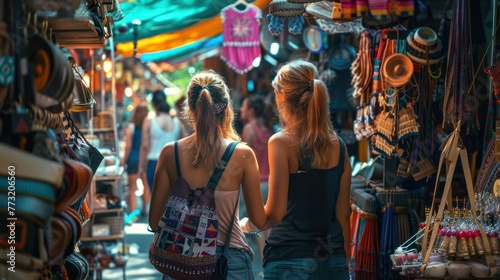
150, 141, 238, 280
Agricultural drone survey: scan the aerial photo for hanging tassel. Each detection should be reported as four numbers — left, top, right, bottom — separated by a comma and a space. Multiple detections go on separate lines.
267, 14, 285, 36
287, 15, 304, 34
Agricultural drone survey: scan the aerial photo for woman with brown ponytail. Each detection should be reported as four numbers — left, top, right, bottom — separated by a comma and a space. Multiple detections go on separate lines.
241, 60, 352, 279
149, 70, 266, 279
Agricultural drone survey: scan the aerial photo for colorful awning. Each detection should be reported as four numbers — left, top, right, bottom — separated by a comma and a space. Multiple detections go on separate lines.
115, 0, 270, 58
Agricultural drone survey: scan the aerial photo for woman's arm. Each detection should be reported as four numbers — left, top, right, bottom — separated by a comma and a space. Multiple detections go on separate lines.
139, 118, 151, 174
121, 124, 132, 166
336, 143, 352, 265
149, 143, 175, 231
240, 145, 267, 229
264, 134, 290, 223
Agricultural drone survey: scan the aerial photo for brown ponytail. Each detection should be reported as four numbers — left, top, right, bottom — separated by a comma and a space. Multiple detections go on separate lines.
184, 70, 241, 168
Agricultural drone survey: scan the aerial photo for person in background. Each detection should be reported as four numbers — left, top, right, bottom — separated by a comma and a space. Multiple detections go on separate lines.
239, 95, 273, 274
121, 104, 149, 217
149, 70, 267, 279
139, 90, 182, 197
241, 60, 352, 279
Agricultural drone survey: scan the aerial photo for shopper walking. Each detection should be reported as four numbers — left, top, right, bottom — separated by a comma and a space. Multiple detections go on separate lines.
139, 90, 182, 194
149, 70, 267, 280
240, 95, 273, 273
241, 60, 352, 279
121, 104, 149, 216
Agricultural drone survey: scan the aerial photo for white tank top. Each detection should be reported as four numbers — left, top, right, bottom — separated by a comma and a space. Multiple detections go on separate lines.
147, 116, 181, 160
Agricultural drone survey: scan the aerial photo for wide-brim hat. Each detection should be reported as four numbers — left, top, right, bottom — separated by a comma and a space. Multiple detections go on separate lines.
302, 25, 325, 53
382, 54, 414, 88
405, 27, 444, 65
270, 0, 305, 17
414, 27, 437, 46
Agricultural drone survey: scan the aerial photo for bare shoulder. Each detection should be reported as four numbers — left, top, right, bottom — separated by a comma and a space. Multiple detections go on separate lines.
233, 142, 256, 159
159, 141, 176, 161
269, 131, 290, 147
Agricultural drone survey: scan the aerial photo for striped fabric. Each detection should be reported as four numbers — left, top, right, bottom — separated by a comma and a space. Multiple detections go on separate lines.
356, 0, 370, 17
391, 0, 414, 17
368, 0, 389, 19
341, 0, 358, 19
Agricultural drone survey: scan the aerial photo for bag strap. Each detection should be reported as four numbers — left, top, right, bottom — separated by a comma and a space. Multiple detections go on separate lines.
222, 189, 240, 257
174, 141, 181, 177
207, 142, 239, 190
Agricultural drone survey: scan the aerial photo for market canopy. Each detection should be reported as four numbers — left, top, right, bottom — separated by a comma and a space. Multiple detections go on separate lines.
115, 0, 271, 58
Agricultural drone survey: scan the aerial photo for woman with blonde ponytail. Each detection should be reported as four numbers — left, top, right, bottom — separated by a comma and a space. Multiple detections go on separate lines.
240, 60, 352, 279
149, 70, 266, 280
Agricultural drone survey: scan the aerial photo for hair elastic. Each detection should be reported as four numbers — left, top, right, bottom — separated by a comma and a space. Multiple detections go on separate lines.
308, 80, 314, 92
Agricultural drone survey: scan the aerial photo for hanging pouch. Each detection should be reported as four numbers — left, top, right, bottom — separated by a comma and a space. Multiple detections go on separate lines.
420, 123, 497, 277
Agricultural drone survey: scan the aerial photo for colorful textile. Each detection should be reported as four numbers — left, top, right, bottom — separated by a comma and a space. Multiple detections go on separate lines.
150, 142, 238, 279
356, 0, 370, 17
221, 4, 262, 75
390, 0, 414, 17
368, 0, 389, 19
341, 0, 357, 19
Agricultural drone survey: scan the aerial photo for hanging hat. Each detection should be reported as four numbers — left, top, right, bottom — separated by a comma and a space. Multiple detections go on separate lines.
381, 54, 413, 88
305, 1, 359, 22
270, 0, 305, 17
302, 25, 325, 53
413, 27, 437, 47
405, 27, 444, 66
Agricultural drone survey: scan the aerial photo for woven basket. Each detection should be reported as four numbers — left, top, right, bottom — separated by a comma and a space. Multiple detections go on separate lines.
270, 0, 305, 17
93, 111, 114, 129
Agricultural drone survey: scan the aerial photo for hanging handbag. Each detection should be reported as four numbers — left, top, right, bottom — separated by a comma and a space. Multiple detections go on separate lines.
64, 111, 103, 174
420, 122, 497, 277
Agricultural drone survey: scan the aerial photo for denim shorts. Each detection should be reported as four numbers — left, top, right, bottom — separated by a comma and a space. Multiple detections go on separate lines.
162, 246, 254, 280
263, 255, 349, 280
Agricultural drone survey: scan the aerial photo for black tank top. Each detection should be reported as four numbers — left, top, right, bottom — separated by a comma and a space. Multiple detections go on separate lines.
263, 137, 346, 265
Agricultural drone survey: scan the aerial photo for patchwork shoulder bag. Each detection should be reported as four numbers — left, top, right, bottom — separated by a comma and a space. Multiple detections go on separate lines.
150, 141, 239, 280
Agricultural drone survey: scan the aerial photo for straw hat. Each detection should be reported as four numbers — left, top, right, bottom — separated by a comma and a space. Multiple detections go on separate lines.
270, 0, 305, 17
413, 27, 437, 47
405, 27, 444, 65
382, 54, 413, 88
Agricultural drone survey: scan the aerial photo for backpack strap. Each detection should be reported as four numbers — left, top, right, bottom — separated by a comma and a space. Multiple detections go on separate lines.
206, 142, 239, 190
174, 141, 181, 178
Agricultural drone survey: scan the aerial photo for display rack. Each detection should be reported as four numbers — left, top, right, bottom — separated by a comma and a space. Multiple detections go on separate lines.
78, 35, 127, 279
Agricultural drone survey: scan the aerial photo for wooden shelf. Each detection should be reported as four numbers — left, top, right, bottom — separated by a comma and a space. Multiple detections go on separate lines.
80, 233, 124, 242
47, 17, 106, 49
